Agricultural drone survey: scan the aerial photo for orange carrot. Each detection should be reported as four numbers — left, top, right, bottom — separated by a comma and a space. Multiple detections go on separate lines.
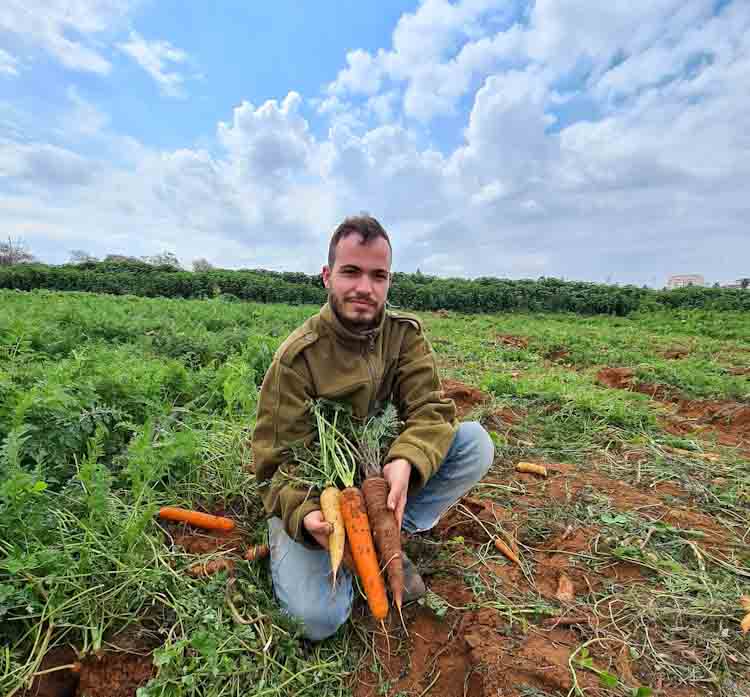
362, 476, 404, 612
494, 537, 521, 566
158, 506, 235, 531
515, 462, 548, 477
340, 487, 389, 620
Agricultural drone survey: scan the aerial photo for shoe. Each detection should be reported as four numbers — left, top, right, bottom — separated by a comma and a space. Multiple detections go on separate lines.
401, 552, 426, 604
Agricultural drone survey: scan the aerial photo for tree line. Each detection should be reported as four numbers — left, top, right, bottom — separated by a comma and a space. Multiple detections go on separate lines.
1, 259, 749, 315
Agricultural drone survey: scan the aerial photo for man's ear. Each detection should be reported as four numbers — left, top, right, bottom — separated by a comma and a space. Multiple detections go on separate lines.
322, 265, 331, 288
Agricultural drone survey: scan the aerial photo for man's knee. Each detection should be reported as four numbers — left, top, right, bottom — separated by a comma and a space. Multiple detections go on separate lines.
284, 594, 351, 641
456, 421, 494, 479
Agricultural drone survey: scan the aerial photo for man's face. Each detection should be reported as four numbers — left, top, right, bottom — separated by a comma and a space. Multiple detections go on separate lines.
322, 233, 391, 330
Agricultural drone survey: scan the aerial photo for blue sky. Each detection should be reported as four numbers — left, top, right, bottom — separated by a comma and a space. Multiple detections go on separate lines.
1, 0, 748, 286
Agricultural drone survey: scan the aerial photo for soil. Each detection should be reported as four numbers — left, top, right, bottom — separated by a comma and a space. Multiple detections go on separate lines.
441, 379, 490, 419
546, 347, 571, 362
76, 653, 153, 697
726, 366, 750, 376
353, 417, 742, 697
596, 366, 635, 389
24, 647, 79, 697
24, 643, 153, 697
495, 334, 529, 349
663, 347, 689, 360
596, 366, 750, 449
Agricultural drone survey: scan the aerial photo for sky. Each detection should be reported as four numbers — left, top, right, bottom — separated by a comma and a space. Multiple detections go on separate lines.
1, 0, 748, 287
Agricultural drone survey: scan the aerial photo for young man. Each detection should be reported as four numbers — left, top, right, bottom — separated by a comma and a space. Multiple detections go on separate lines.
252, 215, 494, 640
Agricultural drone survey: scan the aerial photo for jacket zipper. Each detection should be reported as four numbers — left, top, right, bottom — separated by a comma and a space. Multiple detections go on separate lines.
365, 333, 377, 415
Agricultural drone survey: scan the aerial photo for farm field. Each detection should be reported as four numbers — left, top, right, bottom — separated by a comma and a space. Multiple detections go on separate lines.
1, 288, 749, 697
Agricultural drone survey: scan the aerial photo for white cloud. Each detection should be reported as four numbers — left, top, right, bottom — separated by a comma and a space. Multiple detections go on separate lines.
2, 1, 750, 285
0, 0, 134, 74
117, 31, 191, 97
0, 48, 19, 76
64, 87, 110, 136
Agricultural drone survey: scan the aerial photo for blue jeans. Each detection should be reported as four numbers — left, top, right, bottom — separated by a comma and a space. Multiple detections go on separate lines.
267, 421, 494, 640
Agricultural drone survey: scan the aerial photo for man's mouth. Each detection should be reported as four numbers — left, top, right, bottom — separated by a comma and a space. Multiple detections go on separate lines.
348, 298, 374, 307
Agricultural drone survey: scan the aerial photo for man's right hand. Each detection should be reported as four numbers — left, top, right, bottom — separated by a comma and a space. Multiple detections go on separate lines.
303, 510, 332, 549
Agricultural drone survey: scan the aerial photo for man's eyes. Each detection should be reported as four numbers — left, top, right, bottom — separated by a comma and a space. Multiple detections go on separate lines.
340, 269, 389, 281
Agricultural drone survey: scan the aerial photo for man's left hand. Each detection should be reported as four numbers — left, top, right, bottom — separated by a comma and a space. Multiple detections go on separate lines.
383, 458, 411, 530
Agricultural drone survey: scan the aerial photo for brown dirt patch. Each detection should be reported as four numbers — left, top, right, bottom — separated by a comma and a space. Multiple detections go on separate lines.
25, 641, 153, 697
441, 379, 490, 419
76, 652, 153, 697
596, 367, 635, 389
495, 334, 529, 349
727, 366, 750, 376
24, 647, 80, 697
546, 348, 571, 362
663, 347, 689, 360
172, 526, 245, 555
675, 399, 750, 442
596, 367, 750, 449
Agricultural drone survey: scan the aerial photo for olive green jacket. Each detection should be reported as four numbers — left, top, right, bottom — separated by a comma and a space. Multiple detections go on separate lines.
251, 301, 457, 544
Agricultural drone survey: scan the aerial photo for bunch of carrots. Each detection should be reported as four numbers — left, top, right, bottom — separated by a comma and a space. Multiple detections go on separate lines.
297, 401, 405, 628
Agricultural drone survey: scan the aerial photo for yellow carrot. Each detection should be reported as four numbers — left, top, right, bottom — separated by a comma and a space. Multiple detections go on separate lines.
515, 462, 548, 477
321, 486, 345, 587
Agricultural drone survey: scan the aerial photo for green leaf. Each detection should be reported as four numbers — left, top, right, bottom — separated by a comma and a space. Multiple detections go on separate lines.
633, 687, 653, 697
598, 671, 619, 689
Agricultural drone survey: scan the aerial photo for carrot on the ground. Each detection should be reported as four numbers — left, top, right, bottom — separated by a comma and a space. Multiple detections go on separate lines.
362, 476, 403, 612
158, 506, 235, 531
340, 487, 389, 621
515, 462, 548, 477
187, 558, 235, 577
321, 486, 346, 586
244, 544, 269, 561
494, 537, 521, 566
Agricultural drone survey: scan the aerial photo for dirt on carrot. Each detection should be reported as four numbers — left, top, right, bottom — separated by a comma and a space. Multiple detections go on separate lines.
362, 476, 403, 610
341, 487, 389, 620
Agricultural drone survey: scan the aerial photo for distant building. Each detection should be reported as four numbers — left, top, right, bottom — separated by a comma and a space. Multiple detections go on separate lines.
667, 274, 705, 289
721, 278, 750, 289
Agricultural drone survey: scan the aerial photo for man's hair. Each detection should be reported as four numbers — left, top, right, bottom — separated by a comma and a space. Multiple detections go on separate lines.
327, 215, 392, 269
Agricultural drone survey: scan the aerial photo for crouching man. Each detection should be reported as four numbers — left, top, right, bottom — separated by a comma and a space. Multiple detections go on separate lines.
251, 215, 494, 640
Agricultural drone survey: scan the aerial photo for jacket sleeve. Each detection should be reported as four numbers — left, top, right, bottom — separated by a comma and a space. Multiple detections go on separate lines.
251, 353, 320, 546
385, 324, 457, 491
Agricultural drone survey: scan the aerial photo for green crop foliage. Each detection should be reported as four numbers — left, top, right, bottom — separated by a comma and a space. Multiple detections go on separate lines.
0, 289, 748, 697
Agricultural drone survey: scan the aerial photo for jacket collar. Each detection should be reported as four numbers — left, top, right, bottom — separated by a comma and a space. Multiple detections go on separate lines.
320, 301, 386, 348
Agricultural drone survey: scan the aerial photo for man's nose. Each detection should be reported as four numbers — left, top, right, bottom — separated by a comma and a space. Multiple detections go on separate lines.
355, 274, 373, 295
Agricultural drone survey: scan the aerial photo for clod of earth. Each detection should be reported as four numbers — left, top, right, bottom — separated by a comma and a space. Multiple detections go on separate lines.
663, 346, 689, 359
441, 378, 489, 418
555, 572, 575, 603
596, 367, 635, 389
495, 334, 529, 349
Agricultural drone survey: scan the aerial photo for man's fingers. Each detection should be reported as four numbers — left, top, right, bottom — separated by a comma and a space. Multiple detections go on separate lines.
313, 531, 330, 550
397, 494, 407, 529
387, 490, 397, 511
313, 520, 333, 535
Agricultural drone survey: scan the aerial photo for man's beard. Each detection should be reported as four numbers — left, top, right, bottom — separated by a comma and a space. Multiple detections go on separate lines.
329, 290, 382, 332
